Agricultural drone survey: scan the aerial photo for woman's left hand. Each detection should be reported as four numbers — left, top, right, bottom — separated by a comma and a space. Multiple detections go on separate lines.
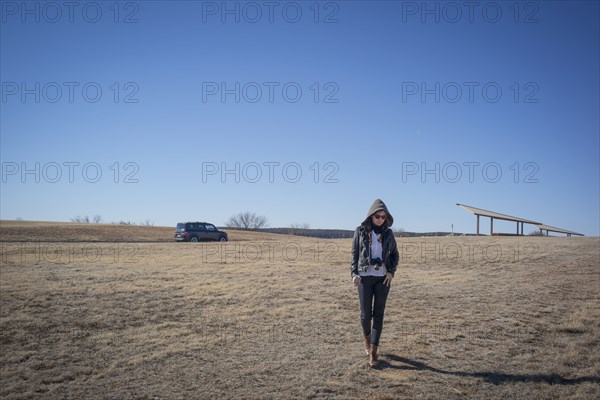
383, 272, 393, 287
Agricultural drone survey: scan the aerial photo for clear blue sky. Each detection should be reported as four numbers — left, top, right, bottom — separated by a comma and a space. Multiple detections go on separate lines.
1, 0, 599, 235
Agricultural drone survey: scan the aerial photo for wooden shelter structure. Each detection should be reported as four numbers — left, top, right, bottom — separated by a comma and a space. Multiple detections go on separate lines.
457, 203, 584, 236
535, 224, 584, 237
457, 203, 542, 235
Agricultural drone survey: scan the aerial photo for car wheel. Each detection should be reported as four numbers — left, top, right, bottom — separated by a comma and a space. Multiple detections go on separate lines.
190, 236, 199, 243
219, 236, 227, 242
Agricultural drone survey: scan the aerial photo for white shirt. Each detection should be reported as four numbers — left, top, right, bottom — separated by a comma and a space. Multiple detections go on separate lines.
359, 230, 387, 277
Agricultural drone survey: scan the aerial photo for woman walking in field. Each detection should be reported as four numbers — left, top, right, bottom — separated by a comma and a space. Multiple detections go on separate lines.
351, 199, 399, 367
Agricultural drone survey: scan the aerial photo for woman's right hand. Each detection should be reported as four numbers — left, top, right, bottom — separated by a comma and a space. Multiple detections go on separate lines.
352, 275, 361, 287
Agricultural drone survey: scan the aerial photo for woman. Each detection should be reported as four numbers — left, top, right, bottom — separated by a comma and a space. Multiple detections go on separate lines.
350, 199, 399, 367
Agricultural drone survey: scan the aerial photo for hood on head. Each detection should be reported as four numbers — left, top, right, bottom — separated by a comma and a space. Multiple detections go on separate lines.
362, 198, 394, 227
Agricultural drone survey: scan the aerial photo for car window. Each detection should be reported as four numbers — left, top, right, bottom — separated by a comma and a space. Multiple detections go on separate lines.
198, 224, 206, 230
206, 224, 216, 231
176, 223, 185, 231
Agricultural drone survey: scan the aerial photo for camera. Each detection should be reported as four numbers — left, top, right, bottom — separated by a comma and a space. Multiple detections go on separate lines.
370, 258, 383, 270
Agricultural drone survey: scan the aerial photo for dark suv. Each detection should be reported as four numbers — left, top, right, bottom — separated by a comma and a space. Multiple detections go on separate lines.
174, 222, 228, 242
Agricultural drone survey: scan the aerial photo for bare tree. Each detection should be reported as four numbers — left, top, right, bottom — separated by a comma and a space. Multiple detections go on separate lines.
226, 211, 268, 230
392, 227, 406, 237
71, 215, 90, 223
251, 214, 268, 230
289, 223, 310, 235
93, 215, 102, 224
290, 223, 310, 229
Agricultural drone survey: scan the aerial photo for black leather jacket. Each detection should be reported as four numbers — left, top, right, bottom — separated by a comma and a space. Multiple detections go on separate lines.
350, 224, 399, 278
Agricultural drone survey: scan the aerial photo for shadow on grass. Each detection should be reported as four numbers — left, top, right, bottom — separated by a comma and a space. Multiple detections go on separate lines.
380, 354, 600, 385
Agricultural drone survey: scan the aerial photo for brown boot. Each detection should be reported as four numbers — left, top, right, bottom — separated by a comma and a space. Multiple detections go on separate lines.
369, 345, 379, 367
363, 335, 371, 356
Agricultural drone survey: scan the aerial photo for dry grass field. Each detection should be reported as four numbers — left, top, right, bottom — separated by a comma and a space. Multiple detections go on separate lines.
1, 221, 599, 399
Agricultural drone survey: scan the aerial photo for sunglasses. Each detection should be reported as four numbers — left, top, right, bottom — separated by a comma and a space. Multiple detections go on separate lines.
373, 214, 387, 220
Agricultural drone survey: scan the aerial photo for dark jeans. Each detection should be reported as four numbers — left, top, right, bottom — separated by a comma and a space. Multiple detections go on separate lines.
357, 275, 390, 346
